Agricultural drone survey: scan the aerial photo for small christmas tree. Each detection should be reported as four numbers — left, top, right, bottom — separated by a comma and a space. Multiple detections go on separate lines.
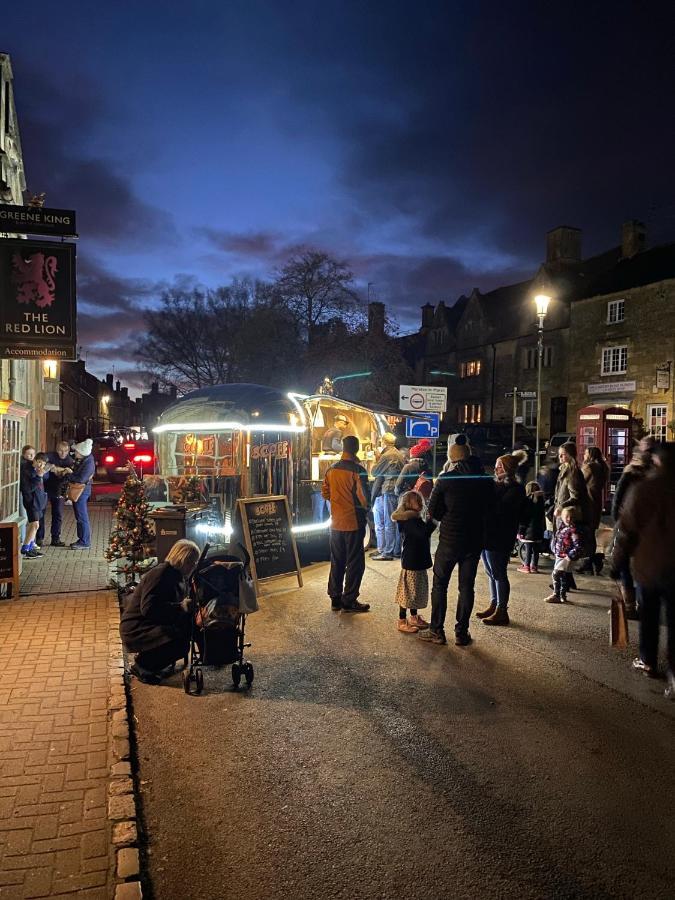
106, 475, 155, 585
173, 474, 203, 505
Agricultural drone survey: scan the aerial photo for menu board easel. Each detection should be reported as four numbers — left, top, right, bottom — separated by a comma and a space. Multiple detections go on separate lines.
0, 523, 20, 600
236, 496, 303, 597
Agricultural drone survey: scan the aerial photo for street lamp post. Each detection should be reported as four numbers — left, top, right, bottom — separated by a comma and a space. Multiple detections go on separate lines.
533, 294, 552, 463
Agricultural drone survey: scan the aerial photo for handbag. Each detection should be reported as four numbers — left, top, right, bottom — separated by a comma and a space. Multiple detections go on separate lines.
67, 481, 86, 502
609, 589, 629, 649
238, 570, 259, 614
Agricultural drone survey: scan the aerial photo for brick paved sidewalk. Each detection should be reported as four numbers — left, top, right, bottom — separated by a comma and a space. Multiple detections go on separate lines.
20, 507, 113, 597
0, 591, 137, 899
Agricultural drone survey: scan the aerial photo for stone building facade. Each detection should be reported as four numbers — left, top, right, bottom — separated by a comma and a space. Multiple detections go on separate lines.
0, 53, 59, 523
414, 226, 620, 438
568, 237, 675, 440
411, 222, 675, 443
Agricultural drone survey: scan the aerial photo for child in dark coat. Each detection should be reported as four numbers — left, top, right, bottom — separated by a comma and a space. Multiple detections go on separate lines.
518, 481, 546, 573
391, 490, 437, 633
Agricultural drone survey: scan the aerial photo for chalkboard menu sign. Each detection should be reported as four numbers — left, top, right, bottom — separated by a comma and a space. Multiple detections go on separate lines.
236, 496, 302, 595
0, 523, 20, 600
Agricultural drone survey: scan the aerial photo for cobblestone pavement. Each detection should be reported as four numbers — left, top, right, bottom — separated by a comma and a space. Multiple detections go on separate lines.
0, 591, 125, 899
20, 507, 113, 597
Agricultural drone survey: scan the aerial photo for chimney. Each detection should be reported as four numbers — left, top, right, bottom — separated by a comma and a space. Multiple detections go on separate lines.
368, 301, 385, 338
546, 226, 582, 265
151, 381, 158, 394
622, 220, 646, 258
421, 303, 434, 329
121, 387, 128, 400
106, 373, 113, 389
115, 380, 121, 393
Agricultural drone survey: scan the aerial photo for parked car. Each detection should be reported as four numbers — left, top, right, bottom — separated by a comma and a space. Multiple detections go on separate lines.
436, 423, 537, 471
96, 438, 156, 483
544, 432, 576, 465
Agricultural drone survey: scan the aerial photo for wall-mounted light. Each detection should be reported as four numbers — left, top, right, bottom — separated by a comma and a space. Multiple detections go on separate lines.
42, 359, 58, 379
101, 394, 110, 405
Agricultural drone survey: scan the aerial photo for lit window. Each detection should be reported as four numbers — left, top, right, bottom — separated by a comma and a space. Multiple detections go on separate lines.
458, 403, 482, 424
648, 405, 668, 441
460, 360, 481, 378
601, 346, 628, 375
607, 299, 625, 325
0, 416, 22, 521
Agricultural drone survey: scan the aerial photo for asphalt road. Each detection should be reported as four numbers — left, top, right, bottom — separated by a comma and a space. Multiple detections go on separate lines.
130, 554, 674, 900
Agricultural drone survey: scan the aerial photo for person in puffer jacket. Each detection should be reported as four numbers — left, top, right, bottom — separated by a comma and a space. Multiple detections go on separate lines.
545, 506, 582, 604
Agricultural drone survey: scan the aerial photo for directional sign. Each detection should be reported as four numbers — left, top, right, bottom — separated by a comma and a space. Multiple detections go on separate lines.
505, 390, 537, 399
405, 413, 440, 439
399, 384, 447, 413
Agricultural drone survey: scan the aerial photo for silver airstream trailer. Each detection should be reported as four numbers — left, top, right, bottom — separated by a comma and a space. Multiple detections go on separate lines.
153, 383, 401, 550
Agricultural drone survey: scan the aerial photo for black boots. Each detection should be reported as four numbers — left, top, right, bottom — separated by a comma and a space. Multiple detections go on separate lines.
593, 553, 604, 575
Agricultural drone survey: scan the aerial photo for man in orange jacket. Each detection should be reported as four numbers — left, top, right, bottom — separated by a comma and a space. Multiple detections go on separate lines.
322, 435, 371, 612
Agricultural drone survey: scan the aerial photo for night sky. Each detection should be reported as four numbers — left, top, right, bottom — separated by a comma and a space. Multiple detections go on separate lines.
4, 1, 675, 390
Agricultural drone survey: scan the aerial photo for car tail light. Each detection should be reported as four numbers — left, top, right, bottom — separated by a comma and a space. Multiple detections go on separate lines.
133, 454, 152, 464
104, 454, 115, 464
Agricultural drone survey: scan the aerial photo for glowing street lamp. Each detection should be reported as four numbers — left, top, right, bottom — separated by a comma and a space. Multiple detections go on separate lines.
533, 293, 552, 461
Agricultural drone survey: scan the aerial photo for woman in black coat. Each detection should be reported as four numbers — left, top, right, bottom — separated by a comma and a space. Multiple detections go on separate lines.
120, 539, 201, 683
478, 454, 526, 626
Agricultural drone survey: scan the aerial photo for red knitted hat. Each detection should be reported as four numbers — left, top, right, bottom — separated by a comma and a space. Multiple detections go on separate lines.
410, 439, 433, 458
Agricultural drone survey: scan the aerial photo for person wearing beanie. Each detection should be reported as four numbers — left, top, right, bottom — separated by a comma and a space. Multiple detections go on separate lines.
395, 439, 434, 499
418, 440, 493, 646
371, 433, 405, 560
477, 454, 526, 626
442, 433, 484, 476
67, 438, 96, 549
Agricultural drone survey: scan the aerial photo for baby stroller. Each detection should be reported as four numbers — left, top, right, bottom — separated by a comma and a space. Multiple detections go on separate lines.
182, 542, 256, 695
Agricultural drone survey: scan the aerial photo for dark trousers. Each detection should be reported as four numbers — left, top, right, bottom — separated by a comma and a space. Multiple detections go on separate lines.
37, 495, 65, 543
525, 543, 540, 568
482, 549, 511, 610
136, 638, 190, 673
430, 544, 480, 637
635, 582, 675, 671
328, 528, 366, 607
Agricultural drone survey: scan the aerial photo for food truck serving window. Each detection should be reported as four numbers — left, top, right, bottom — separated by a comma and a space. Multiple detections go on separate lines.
249, 433, 293, 498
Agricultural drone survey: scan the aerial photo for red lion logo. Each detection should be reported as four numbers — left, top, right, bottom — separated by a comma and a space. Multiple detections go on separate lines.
11, 252, 58, 308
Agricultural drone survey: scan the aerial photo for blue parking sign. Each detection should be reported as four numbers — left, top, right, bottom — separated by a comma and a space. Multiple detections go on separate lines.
405, 413, 440, 439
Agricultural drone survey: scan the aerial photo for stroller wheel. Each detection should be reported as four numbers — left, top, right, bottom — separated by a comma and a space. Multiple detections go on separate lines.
519, 542, 528, 565
231, 663, 241, 689
182, 670, 192, 694
195, 668, 204, 694
244, 663, 254, 686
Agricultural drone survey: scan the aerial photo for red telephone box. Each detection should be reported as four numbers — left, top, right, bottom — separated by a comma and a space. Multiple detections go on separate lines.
576, 405, 632, 506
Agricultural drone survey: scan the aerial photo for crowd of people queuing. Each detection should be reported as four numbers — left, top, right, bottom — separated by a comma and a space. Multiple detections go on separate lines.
321, 429, 675, 701
19, 438, 95, 557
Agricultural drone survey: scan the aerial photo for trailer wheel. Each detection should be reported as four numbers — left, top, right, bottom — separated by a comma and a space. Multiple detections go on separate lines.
195, 669, 204, 694
244, 663, 254, 686
182, 670, 191, 694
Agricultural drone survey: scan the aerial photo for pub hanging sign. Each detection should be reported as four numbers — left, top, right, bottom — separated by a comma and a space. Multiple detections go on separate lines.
0, 239, 77, 360
0, 203, 77, 237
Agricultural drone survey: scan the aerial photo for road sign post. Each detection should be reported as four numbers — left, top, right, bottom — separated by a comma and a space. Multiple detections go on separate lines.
399, 384, 447, 413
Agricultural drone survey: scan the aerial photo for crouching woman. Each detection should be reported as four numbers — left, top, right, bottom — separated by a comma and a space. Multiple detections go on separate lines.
120, 539, 201, 684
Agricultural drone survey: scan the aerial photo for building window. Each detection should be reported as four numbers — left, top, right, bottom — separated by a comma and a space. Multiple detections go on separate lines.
458, 403, 482, 424
607, 299, 625, 324
525, 346, 553, 369
523, 399, 537, 428
459, 360, 481, 378
601, 346, 628, 375
648, 405, 668, 441
0, 416, 22, 522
